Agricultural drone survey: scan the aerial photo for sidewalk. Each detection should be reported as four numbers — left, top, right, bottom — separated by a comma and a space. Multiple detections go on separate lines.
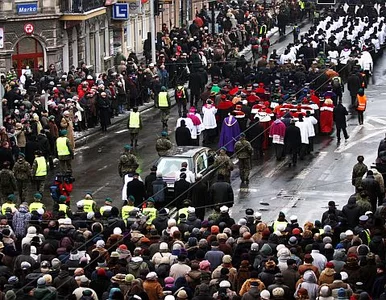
75, 21, 310, 143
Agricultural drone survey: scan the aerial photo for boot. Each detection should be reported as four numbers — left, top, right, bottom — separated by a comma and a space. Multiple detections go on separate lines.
134, 140, 138, 147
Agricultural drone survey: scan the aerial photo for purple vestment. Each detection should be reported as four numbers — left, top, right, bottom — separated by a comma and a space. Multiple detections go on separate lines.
218, 116, 241, 153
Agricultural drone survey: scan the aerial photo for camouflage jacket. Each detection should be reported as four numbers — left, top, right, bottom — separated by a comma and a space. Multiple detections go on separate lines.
118, 153, 139, 176
155, 137, 172, 155
234, 139, 253, 159
13, 158, 31, 181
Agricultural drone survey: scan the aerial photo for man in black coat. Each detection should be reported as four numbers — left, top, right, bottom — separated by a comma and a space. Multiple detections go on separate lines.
246, 117, 264, 159
333, 100, 350, 143
144, 166, 157, 197
174, 173, 190, 208
126, 173, 146, 206
284, 120, 301, 167
188, 174, 207, 220
342, 197, 361, 229
175, 120, 192, 146
209, 174, 234, 207
347, 71, 361, 106
361, 170, 382, 211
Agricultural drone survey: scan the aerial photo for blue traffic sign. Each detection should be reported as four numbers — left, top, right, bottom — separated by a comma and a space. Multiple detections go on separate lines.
112, 3, 129, 20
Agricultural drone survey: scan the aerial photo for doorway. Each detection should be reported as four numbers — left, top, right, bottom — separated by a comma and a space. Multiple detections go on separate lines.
12, 37, 44, 76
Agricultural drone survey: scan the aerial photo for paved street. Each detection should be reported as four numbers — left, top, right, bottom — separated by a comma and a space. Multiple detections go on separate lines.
51, 25, 386, 228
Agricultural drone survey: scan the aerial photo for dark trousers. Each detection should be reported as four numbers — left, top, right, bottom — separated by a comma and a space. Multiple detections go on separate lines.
299, 144, 307, 160
290, 149, 298, 166
307, 137, 314, 153
336, 126, 349, 141
274, 144, 284, 160
190, 93, 200, 107
357, 111, 364, 125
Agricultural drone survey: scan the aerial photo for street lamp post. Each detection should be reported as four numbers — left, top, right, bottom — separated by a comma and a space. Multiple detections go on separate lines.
210, 0, 215, 34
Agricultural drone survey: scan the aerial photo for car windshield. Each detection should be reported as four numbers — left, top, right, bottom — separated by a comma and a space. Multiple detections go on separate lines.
157, 158, 190, 178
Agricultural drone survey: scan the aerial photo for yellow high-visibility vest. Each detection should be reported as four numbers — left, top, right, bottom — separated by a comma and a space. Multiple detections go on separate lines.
158, 92, 169, 108
1, 203, 15, 215
177, 207, 189, 224
129, 112, 140, 128
29, 202, 44, 212
260, 25, 267, 35
82, 199, 94, 213
59, 203, 68, 217
143, 207, 157, 225
273, 221, 288, 232
100, 205, 112, 215
56, 137, 70, 156
122, 205, 135, 224
35, 156, 47, 177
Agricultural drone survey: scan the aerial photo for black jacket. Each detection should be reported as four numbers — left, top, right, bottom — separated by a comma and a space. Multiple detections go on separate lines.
175, 126, 192, 146
333, 104, 348, 128
284, 124, 301, 153
127, 179, 146, 206
174, 179, 191, 205
209, 180, 234, 207
342, 197, 361, 228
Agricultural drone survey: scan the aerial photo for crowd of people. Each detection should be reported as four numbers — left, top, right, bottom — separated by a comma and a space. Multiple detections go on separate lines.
0, 0, 386, 299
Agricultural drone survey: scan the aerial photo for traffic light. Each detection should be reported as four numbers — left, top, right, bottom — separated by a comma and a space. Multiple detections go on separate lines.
154, 0, 164, 16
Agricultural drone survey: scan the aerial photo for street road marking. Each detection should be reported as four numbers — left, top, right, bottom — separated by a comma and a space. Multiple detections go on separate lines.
115, 129, 128, 134
335, 130, 384, 153
265, 159, 287, 178
364, 122, 376, 129
299, 191, 350, 197
93, 182, 110, 195
371, 117, 386, 125
97, 165, 108, 171
295, 151, 328, 179
335, 124, 362, 153
280, 196, 300, 215
236, 188, 258, 192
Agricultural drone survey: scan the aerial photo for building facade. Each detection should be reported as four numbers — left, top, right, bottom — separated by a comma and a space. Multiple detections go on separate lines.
0, 0, 208, 76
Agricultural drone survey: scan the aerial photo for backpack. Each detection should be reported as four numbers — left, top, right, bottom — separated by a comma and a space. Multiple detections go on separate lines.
332, 77, 341, 89
50, 184, 61, 201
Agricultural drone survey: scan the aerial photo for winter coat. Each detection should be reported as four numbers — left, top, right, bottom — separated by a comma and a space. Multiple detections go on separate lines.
13, 157, 31, 181
239, 278, 266, 296
318, 267, 335, 285
143, 279, 164, 300
284, 123, 302, 153
295, 270, 319, 300
209, 181, 234, 206
333, 104, 348, 128
53, 270, 78, 300
342, 198, 361, 228
241, 286, 261, 300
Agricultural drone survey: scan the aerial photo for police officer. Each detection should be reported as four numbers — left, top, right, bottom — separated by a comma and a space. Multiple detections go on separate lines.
118, 145, 139, 178
100, 197, 114, 217
142, 198, 157, 225
155, 86, 171, 130
77, 193, 97, 213
1, 194, 17, 215
127, 107, 142, 147
29, 193, 46, 213
155, 131, 172, 156
56, 130, 74, 175
234, 133, 253, 184
32, 150, 47, 195
121, 195, 137, 225
53, 195, 72, 218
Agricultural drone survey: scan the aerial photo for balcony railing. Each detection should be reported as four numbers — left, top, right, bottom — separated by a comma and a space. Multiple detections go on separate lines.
61, 0, 105, 13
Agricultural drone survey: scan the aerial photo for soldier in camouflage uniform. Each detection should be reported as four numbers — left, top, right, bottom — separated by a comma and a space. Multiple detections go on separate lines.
213, 147, 234, 183
234, 133, 253, 184
118, 145, 139, 178
352, 155, 368, 191
0, 161, 17, 202
155, 131, 172, 156
12, 153, 31, 202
